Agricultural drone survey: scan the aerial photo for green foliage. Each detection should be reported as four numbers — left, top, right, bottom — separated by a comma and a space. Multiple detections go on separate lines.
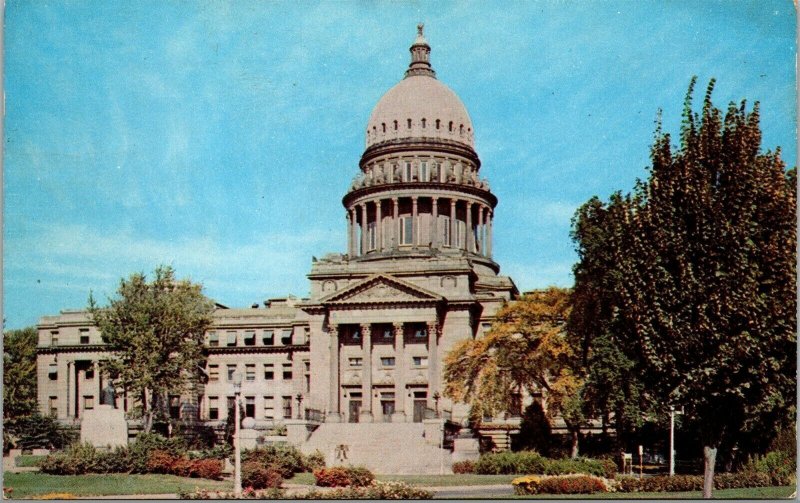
513, 474, 609, 495
515, 402, 552, 455
302, 450, 326, 472
3, 413, 77, 451
88, 266, 215, 432
473, 451, 547, 475
3, 327, 38, 419
615, 472, 776, 492
300, 480, 433, 499
241, 444, 305, 478
744, 450, 795, 486
188, 443, 232, 461
569, 79, 796, 494
313, 466, 374, 487
241, 461, 284, 489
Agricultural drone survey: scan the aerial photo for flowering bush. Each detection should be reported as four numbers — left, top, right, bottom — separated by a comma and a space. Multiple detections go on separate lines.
745, 451, 796, 485
313, 466, 374, 487
144, 450, 222, 480
300, 480, 433, 499
242, 445, 304, 478
302, 450, 326, 472
452, 460, 476, 473
474, 451, 610, 476
513, 474, 609, 495
242, 461, 284, 489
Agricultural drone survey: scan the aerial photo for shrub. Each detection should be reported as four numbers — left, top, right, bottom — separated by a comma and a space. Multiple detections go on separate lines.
127, 432, 186, 473
302, 450, 326, 472
598, 457, 618, 479
345, 466, 375, 487
314, 467, 353, 487
242, 461, 284, 489
614, 475, 703, 492
300, 480, 432, 499
745, 450, 795, 485
714, 472, 771, 490
513, 474, 608, 495
190, 444, 233, 461
452, 460, 476, 474
543, 457, 606, 477
145, 450, 176, 474
3, 414, 77, 451
474, 450, 546, 474
191, 458, 223, 480
242, 445, 304, 478
145, 450, 223, 480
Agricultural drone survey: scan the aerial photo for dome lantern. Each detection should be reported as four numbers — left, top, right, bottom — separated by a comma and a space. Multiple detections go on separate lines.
405, 23, 436, 79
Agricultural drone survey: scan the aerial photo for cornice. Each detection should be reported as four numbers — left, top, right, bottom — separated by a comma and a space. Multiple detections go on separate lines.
359, 137, 481, 169
205, 344, 309, 355
37, 344, 110, 355
343, 182, 497, 208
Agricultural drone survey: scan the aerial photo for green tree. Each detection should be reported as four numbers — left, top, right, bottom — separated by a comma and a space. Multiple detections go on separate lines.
572, 79, 796, 497
3, 326, 38, 419
89, 266, 215, 433
444, 287, 587, 457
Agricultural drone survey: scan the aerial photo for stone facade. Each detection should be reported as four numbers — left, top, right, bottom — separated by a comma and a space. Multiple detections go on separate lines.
35, 27, 519, 448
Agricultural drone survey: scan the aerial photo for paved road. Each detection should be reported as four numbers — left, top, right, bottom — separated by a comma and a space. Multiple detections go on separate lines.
425, 484, 515, 499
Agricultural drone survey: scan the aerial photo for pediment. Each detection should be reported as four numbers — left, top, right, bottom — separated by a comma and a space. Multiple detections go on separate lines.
320, 274, 442, 305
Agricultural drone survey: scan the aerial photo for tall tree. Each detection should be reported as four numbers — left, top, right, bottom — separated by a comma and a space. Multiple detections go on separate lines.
3, 327, 39, 419
444, 287, 587, 457
89, 266, 215, 432
572, 79, 795, 497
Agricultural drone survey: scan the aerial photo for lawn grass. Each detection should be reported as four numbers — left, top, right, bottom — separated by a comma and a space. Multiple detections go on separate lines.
2, 472, 232, 499
14, 455, 45, 468
287, 472, 520, 487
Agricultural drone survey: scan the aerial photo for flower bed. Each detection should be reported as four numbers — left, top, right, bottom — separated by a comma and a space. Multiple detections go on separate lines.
513, 474, 610, 495
313, 466, 374, 487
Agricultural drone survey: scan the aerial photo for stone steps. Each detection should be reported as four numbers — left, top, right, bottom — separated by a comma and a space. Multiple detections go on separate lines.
301, 422, 453, 474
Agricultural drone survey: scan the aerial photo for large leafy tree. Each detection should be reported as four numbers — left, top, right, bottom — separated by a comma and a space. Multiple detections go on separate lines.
3, 326, 39, 419
89, 266, 215, 432
572, 79, 795, 498
444, 287, 587, 457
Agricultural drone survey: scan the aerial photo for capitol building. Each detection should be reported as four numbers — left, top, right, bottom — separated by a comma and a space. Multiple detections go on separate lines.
35, 27, 522, 473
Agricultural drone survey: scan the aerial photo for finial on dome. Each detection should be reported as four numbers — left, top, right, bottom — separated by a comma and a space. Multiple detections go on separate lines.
405, 24, 436, 79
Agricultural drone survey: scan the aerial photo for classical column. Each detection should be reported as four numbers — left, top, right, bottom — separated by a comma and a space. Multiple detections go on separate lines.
486, 209, 494, 258
96, 361, 102, 403
375, 199, 382, 252
329, 324, 341, 420
427, 320, 439, 404
466, 201, 474, 252
392, 198, 399, 249
66, 361, 72, 418
361, 203, 368, 254
450, 199, 457, 248
350, 208, 358, 256
392, 323, 406, 421
411, 196, 419, 247
361, 324, 373, 421
431, 197, 439, 249
478, 204, 485, 255
346, 211, 353, 256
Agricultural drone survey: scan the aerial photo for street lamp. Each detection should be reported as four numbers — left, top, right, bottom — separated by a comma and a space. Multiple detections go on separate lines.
296, 393, 303, 420
669, 406, 683, 477
232, 370, 242, 497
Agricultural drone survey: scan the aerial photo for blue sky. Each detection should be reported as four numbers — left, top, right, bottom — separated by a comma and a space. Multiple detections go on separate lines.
3, 1, 796, 330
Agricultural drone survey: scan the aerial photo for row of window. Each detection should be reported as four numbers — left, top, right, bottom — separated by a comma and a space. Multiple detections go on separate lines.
371, 119, 470, 135
362, 216, 479, 252
340, 325, 428, 343
208, 362, 295, 382
208, 329, 297, 347
207, 395, 292, 420
347, 356, 428, 368
48, 328, 91, 346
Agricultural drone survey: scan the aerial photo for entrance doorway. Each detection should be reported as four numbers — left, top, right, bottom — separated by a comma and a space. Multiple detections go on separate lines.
380, 392, 395, 422
348, 392, 362, 423
412, 391, 427, 423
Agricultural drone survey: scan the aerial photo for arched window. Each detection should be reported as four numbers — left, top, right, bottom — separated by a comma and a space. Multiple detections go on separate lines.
459, 124, 464, 135
435, 119, 440, 129
448, 121, 453, 132
393, 120, 398, 130
381, 123, 386, 133
407, 118, 412, 129
421, 118, 426, 129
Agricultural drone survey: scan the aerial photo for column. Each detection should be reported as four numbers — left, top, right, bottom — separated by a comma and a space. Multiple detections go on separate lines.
450, 199, 457, 248
486, 210, 494, 258
411, 196, 419, 247
361, 204, 368, 255
392, 323, 406, 421
328, 324, 341, 420
96, 361, 102, 403
466, 201, 474, 252
350, 208, 358, 256
375, 199, 382, 252
431, 197, 439, 249
360, 324, 373, 421
478, 205, 485, 255
427, 320, 439, 405
346, 211, 353, 256
66, 361, 72, 418
392, 198, 399, 249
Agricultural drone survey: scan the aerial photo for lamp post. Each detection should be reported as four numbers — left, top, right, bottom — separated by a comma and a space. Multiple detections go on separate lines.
296, 393, 303, 420
432, 391, 440, 418
232, 370, 242, 498
669, 406, 682, 476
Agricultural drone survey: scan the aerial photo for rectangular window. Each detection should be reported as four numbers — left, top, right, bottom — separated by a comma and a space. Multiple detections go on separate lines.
442, 216, 451, 246
382, 327, 393, 340
208, 364, 219, 381
49, 396, 58, 417
80, 329, 90, 344
404, 162, 412, 181
420, 161, 428, 182
282, 396, 292, 419
208, 331, 219, 347
169, 395, 180, 419
457, 220, 466, 248
227, 364, 237, 381
436, 162, 443, 182
400, 216, 413, 245
83, 395, 94, 410
282, 363, 293, 380
263, 330, 274, 345
413, 356, 428, 367
281, 329, 292, 345
227, 396, 235, 414
380, 357, 395, 367
264, 363, 274, 380
50, 331, 59, 346
264, 396, 274, 420
85, 367, 94, 380
349, 357, 363, 367
208, 396, 219, 420
245, 364, 255, 381
244, 331, 256, 346
367, 222, 376, 250
413, 327, 428, 339
226, 331, 237, 347
48, 364, 58, 380
245, 396, 255, 418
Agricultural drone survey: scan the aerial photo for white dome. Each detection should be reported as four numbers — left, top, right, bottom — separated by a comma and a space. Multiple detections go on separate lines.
365, 75, 474, 149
